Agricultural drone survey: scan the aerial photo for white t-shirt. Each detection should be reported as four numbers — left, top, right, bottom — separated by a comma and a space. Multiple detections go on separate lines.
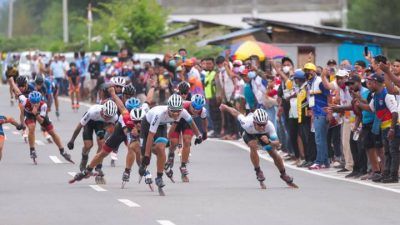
145, 105, 192, 133
188, 67, 200, 80
251, 76, 266, 105
80, 105, 118, 126
219, 69, 235, 100
237, 114, 277, 136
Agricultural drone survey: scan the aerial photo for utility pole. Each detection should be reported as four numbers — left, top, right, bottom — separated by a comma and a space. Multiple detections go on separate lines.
63, 0, 69, 43
341, 0, 348, 28
251, 0, 258, 18
8, 0, 14, 38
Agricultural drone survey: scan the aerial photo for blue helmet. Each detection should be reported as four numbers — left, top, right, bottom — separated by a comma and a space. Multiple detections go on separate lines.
293, 69, 305, 80
29, 91, 42, 104
125, 97, 141, 111
191, 94, 205, 110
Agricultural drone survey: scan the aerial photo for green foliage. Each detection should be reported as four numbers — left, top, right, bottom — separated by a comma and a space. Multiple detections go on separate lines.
348, 0, 400, 36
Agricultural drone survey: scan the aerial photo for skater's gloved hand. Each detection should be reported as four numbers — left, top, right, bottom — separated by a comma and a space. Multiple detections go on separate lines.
202, 132, 207, 141
67, 141, 74, 150
138, 165, 146, 177
194, 136, 203, 145
16, 124, 25, 130
142, 156, 150, 166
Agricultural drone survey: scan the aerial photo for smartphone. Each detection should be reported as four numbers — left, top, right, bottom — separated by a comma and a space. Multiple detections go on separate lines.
364, 46, 368, 56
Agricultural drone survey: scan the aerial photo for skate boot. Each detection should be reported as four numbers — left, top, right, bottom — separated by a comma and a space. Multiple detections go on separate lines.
280, 173, 298, 188
45, 134, 53, 144
256, 169, 266, 189
121, 170, 130, 189
95, 168, 106, 185
110, 151, 118, 167
164, 153, 175, 170
60, 151, 74, 164
30, 150, 37, 165
80, 158, 88, 172
155, 176, 165, 196
144, 170, 154, 191
165, 167, 175, 183
180, 165, 189, 182
69, 169, 93, 184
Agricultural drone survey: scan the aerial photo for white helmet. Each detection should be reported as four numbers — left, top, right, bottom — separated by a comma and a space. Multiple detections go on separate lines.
167, 94, 183, 110
110, 76, 126, 87
130, 107, 146, 121
253, 109, 268, 124
102, 100, 118, 117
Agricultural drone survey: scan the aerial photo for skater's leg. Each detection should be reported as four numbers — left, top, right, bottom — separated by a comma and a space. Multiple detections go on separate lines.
88, 150, 110, 169
96, 138, 104, 153
27, 123, 36, 149
267, 148, 285, 172
247, 140, 260, 168
168, 138, 179, 156
0, 137, 4, 161
181, 134, 193, 164
125, 141, 139, 170
154, 143, 167, 174
47, 129, 64, 149
82, 140, 93, 156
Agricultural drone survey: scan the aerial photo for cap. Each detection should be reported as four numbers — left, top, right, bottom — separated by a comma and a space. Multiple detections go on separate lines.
366, 73, 384, 83
303, 63, 316, 71
345, 75, 361, 85
183, 59, 193, 66
233, 60, 243, 66
335, 69, 349, 77
327, 59, 337, 66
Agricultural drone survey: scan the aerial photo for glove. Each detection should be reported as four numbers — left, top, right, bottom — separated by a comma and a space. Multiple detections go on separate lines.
142, 156, 150, 166
16, 124, 25, 131
67, 141, 74, 150
194, 136, 203, 145
138, 165, 146, 177
202, 132, 207, 141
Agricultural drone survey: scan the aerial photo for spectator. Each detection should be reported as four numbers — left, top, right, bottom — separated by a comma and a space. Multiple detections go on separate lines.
50, 55, 66, 96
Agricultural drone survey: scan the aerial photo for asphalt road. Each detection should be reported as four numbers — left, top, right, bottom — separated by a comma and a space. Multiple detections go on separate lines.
0, 85, 399, 225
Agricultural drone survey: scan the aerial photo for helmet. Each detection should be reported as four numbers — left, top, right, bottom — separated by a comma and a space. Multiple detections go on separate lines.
167, 94, 183, 110
293, 69, 305, 80
34, 75, 44, 85
130, 107, 146, 121
303, 63, 317, 71
191, 94, 205, 110
177, 81, 190, 94
102, 100, 118, 117
28, 91, 42, 104
16, 76, 28, 86
122, 84, 136, 96
253, 108, 268, 124
125, 97, 141, 111
110, 76, 126, 87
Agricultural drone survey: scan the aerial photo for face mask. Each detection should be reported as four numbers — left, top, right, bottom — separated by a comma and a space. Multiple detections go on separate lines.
168, 60, 176, 68
248, 71, 256, 79
134, 65, 141, 70
233, 67, 240, 74
282, 66, 291, 74
218, 67, 225, 72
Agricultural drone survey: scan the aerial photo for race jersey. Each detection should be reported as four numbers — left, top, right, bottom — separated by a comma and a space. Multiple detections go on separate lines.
145, 105, 192, 133
182, 101, 207, 119
18, 95, 47, 117
369, 88, 398, 129
237, 114, 277, 137
80, 105, 118, 126
0, 115, 12, 136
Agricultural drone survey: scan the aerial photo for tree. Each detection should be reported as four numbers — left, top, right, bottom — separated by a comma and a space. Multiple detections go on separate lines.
348, 0, 400, 36
93, 0, 167, 51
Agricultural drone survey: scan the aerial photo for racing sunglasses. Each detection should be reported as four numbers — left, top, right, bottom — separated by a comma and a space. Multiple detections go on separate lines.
254, 122, 267, 128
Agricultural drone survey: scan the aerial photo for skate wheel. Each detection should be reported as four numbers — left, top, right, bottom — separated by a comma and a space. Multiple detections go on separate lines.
288, 182, 299, 188
260, 181, 266, 189
158, 187, 165, 196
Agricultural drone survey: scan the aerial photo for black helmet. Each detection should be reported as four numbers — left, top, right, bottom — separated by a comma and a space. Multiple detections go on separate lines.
16, 76, 28, 86
122, 84, 136, 96
177, 81, 190, 95
35, 75, 44, 85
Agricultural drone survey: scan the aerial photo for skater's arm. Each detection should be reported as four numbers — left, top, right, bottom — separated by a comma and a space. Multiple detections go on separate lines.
144, 132, 155, 158
189, 120, 201, 137
202, 118, 208, 135
219, 103, 241, 118
7, 78, 22, 96
69, 123, 83, 143
108, 86, 127, 114
145, 79, 156, 105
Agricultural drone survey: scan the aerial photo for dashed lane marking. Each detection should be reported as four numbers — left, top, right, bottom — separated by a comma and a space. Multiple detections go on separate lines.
49, 155, 63, 164
117, 199, 141, 208
157, 220, 176, 225
89, 185, 107, 192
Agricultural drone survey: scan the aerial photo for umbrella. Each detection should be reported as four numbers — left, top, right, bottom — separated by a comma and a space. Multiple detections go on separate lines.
226, 41, 286, 61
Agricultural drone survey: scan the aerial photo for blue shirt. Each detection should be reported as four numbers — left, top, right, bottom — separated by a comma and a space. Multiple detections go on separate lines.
308, 76, 329, 116
360, 87, 374, 124
244, 83, 256, 109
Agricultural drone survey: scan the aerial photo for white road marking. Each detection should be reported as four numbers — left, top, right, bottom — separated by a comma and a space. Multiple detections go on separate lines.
89, 185, 107, 192
49, 156, 63, 164
117, 199, 141, 208
12, 131, 20, 135
3, 125, 10, 130
157, 220, 176, 225
210, 139, 400, 194
35, 140, 45, 146
68, 172, 76, 177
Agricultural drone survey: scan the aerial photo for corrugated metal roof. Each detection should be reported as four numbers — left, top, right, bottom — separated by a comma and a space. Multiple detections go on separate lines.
162, 24, 199, 38
197, 27, 263, 46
